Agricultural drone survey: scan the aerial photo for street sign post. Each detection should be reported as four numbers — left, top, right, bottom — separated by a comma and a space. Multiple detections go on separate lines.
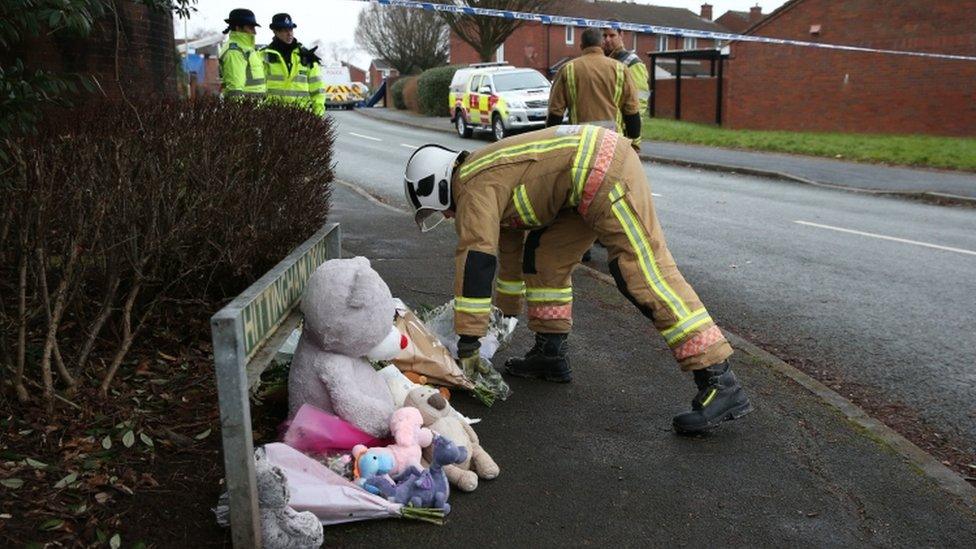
210, 223, 341, 548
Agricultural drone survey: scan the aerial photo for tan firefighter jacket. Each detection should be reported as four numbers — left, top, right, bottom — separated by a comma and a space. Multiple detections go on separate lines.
548, 46, 640, 132
451, 125, 628, 337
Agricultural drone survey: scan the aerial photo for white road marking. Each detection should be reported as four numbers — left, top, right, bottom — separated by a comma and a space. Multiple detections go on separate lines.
794, 220, 976, 257
400, 143, 418, 149
652, 193, 662, 197
349, 132, 381, 141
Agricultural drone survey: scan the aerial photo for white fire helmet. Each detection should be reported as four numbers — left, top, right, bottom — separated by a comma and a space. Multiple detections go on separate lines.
403, 144, 465, 232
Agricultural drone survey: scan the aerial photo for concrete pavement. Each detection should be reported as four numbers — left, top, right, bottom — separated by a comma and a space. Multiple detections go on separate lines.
322, 182, 976, 547
355, 107, 976, 202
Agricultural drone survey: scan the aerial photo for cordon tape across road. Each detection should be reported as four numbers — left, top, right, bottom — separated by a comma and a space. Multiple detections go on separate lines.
351, 0, 976, 62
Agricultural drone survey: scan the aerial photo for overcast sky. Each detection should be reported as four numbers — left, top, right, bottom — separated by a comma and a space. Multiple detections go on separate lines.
176, 0, 787, 68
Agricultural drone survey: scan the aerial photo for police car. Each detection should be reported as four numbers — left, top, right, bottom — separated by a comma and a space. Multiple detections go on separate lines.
449, 63, 551, 141
321, 65, 365, 109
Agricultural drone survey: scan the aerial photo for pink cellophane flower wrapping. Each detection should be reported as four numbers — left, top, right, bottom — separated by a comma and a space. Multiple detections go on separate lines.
263, 443, 404, 525
283, 404, 390, 454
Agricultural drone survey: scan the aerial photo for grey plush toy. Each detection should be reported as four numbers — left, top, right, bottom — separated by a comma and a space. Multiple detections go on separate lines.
288, 257, 399, 438
254, 447, 324, 549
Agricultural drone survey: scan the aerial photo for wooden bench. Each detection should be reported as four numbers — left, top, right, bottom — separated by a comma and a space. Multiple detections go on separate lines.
210, 223, 341, 548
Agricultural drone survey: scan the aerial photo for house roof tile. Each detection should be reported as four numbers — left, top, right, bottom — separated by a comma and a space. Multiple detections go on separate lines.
549, 1, 727, 33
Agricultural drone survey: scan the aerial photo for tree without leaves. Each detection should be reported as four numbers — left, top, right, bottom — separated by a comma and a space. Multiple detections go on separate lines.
434, 0, 553, 62
356, 5, 449, 75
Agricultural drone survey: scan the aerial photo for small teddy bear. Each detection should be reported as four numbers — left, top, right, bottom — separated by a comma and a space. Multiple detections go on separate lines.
385, 406, 433, 475
288, 257, 402, 438
405, 385, 499, 492
352, 406, 434, 493
254, 447, 324, 549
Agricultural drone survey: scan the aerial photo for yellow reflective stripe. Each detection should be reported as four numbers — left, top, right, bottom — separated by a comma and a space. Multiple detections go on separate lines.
614, 63, 624, 105
454, 296, 492, 314
609, 184, 625, 202
459, 136, 580, 179
566, 62, 578, 124
495, 279, 525, 295
268, 89, 308, 98
525, 287, 572, 303
512, 185, 540, 227
662, 308, 712, 345
569, 126, 600, 205
614, 63, 625, 133
701, 388, 718, 407
609, 183, 691, 321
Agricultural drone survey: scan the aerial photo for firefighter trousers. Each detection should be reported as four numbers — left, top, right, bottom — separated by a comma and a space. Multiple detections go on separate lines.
494, 153, 732, 371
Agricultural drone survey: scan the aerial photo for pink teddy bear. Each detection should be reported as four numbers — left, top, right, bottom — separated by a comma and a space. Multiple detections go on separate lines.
353, 406, 433, 477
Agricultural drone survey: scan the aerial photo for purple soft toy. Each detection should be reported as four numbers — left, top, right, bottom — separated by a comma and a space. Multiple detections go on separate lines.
368, 434, 467, 514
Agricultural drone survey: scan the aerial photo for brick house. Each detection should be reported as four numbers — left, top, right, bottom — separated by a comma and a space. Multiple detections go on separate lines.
342, 62, 367, 84
177, 34, 224, 97
8, 1, 179, 101
448, 0, 726, 79
723, 0, 976, 136
715, 7, 765, 34
369, 58, 399, 87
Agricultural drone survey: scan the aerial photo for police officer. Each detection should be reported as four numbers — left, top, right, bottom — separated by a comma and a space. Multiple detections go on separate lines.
262, 13, 326, 116
547, 28, 642, 150
218, 8, 266, 99
602, 25, 651, 148
402, 126, 753, 435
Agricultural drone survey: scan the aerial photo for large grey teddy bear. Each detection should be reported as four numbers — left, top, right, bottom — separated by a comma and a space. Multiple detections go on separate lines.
288, 257, 398, 438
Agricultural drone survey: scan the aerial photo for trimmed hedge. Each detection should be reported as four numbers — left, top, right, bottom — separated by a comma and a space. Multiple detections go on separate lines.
391, 77, 414, 110
391, 78, 406, 109
418, 65, 460, 117
403, 76, 421, 113
1, 96, 335, 400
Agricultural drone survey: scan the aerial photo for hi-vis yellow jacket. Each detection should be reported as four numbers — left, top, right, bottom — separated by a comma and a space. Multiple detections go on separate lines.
451, 125, 629, 337
609, 46, 650, 146
262, 46, 325, 116
218, 31, 266, 99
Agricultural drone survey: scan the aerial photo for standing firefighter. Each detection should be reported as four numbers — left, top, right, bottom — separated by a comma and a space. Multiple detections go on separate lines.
403, 126, 753, 434
602, 25, 651, 148
218, 9, 266, 100
261, 13, 326, 117
547, 28, 642, 151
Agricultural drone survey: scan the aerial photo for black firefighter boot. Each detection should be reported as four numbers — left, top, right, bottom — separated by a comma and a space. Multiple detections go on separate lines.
672, 361, 753, 434
504, 332, 572, 383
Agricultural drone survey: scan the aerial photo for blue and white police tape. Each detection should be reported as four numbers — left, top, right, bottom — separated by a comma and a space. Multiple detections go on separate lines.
354, 0, 976, 62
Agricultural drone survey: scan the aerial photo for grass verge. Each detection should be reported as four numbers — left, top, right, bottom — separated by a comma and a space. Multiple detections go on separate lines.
642, 119, 976, 172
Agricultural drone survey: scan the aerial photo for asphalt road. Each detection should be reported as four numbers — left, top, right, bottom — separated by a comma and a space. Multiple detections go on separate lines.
327, 110, 976, 456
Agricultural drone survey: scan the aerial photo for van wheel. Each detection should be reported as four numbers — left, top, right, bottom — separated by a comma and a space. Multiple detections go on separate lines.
492, 114, 506, 142
455, 110, 472, 138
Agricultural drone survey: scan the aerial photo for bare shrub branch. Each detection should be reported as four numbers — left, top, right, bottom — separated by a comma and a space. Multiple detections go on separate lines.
3, 97, 335, 406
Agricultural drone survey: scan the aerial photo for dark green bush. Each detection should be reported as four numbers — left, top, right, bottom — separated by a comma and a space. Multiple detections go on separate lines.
418, 65, 460, 117
0, 96, 335, 400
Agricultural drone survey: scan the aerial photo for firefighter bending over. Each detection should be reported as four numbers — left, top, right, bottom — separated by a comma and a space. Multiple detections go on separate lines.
402, 125, 753, 434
